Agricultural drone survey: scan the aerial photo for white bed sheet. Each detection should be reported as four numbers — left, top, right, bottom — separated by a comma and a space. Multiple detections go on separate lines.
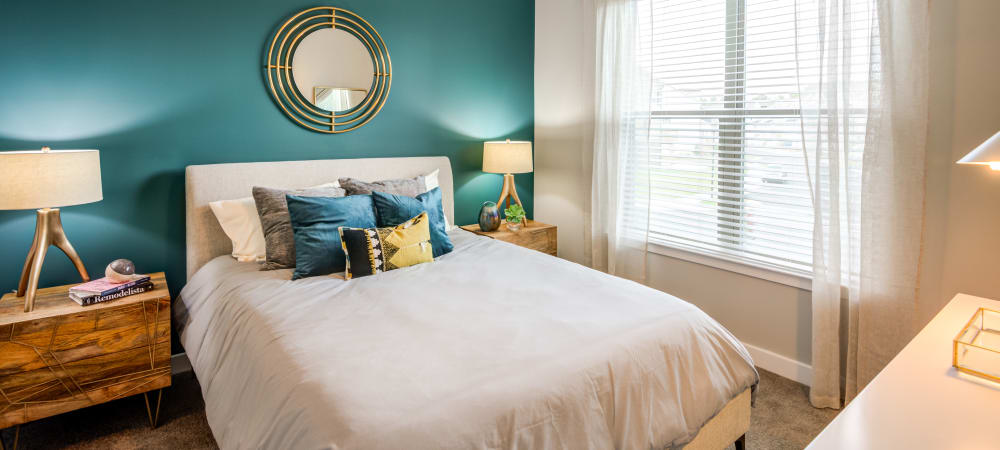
177, 230, 757, 449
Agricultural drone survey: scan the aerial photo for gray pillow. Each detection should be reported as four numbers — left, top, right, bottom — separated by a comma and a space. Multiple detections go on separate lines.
252, 185, 346, 270
338, 175, 426, 198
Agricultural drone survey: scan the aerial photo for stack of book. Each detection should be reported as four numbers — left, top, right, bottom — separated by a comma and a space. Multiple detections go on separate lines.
68, 276, 154, 306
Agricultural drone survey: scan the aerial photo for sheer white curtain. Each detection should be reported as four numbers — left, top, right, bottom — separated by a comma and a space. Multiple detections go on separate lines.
590, 0, 929, 408
799, 0, 929, 408
590, 0, 652, 283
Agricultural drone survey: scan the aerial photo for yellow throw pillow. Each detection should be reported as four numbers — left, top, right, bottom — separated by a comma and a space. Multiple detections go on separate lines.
338, 212, 434, 279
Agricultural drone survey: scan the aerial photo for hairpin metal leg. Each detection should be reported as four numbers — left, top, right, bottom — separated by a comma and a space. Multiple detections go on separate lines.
143, 389, 163, 429
1, 425, 21, 450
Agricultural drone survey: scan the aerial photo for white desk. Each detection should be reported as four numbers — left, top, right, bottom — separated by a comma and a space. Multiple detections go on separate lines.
807, 294, 1000, 449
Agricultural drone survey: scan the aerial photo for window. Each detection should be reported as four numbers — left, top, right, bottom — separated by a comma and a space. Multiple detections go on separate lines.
630, 0, 873, 277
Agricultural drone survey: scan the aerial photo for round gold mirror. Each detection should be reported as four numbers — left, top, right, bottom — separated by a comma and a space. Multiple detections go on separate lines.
264, 7, 391, 133
294, 28, 374, 111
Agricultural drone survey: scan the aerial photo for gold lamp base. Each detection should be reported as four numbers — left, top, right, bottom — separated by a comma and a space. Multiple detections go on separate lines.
16, 208, 90, 312
496, 173, 527, 225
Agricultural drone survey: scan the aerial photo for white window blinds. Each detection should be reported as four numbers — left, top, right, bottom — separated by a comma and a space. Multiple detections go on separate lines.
628, 0, 874, 276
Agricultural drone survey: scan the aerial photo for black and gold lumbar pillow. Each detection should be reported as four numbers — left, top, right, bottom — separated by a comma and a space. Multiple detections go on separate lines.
338, 212, 434, 279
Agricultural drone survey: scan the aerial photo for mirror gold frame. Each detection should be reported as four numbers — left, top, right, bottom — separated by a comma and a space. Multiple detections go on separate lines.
264, 7, 391, 133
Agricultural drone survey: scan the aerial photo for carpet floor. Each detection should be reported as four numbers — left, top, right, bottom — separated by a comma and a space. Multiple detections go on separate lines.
731, 369, 840, 449
2, 368, 837, 449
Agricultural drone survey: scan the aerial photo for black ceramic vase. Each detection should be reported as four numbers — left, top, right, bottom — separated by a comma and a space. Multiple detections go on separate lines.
478, 201, 501, 232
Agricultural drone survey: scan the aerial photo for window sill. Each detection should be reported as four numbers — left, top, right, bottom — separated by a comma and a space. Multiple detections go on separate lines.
646, 242, 812, 291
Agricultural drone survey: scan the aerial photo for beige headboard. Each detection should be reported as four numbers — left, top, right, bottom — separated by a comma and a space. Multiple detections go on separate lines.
185, 156, 454, 280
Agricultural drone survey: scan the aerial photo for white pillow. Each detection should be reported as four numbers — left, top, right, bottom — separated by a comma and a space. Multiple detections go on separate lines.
422, 169, 455, 230
424, 168, 440, 191
210, 181, 342, 262
209, 197, 266, 262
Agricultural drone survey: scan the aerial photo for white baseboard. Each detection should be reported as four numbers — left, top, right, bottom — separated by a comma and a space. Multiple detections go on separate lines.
171, 352, 193, 375
742, 342, 812, 387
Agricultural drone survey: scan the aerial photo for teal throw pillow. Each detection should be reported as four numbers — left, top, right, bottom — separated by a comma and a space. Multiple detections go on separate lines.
372, 187, 453, 257
286, 194, 376, 280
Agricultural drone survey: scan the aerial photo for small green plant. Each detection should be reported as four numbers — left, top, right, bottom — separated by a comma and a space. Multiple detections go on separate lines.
504, 204, 526, 223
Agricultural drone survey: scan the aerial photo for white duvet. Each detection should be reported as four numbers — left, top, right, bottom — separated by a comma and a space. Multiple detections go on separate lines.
177, 230, 757, 449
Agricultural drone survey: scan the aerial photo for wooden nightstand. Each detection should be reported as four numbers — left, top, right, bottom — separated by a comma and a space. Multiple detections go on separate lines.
460, 220, 557, 256
0, 272, 171, 441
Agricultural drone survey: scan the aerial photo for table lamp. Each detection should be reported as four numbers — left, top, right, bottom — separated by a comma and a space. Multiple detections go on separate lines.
0, 148, 103, 312
483, 139, 532, 223
957, 130, 1000, 170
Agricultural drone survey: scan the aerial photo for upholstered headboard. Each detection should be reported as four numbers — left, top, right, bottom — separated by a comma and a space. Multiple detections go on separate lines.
184, 156, 454, 280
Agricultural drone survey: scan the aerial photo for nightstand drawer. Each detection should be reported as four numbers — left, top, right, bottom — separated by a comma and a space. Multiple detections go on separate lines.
506, 227, 557, 255
0, 272, 171, 429
460, 220, 558, 256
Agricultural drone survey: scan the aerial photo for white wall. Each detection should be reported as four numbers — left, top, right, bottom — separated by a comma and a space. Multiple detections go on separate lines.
534, 0, 595, 265
534, 0, 1000, 382
939, 0, 1000, 308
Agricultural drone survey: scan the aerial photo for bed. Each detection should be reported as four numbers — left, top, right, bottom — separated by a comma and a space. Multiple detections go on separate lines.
177, 156, 758, 449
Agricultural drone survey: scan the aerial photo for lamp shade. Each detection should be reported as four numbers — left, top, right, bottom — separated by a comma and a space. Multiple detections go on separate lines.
483, 140, 533, 174
957, 131, 1000, 170
0, 149, 103, 210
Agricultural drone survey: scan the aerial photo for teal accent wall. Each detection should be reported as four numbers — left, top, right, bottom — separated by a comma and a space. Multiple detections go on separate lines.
0, 1, 534, 301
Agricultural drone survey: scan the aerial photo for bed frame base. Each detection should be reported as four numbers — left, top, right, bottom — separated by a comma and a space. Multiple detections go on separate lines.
681, 388, 751, 450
